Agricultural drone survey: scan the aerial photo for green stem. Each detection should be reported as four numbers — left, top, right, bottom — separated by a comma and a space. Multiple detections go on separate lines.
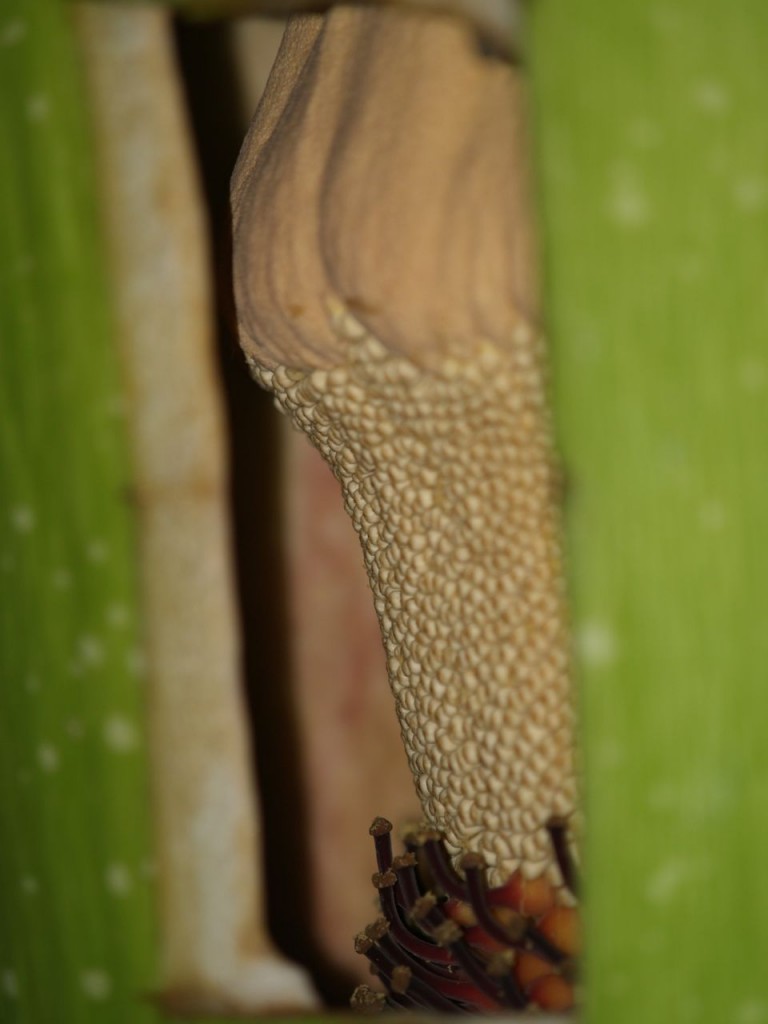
0, 0, 157, 1019
531, 3, 768, 1022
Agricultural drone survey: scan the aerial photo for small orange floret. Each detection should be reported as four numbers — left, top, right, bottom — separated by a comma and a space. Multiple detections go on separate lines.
443, 898, 477, 928
528, 974, 575, 1011
537, 905, 581, 956
514, 951, 553, 991
490, 871, 556, 917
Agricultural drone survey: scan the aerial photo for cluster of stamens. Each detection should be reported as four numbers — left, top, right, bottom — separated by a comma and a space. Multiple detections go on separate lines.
351, 819, 579, 1014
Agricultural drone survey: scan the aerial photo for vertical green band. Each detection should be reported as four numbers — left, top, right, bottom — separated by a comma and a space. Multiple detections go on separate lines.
0, 1, 156, 1019
531, 3, 768, 1022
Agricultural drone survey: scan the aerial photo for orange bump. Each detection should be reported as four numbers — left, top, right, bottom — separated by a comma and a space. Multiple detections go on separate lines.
528, 974, 575, 1011
538, 905, 581, 956
490, 871, 556, 917
514, 952, 553, 991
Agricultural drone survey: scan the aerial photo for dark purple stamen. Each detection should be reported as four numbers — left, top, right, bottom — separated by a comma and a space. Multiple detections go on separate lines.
425, 916, 510, 1007
548, 817, 580, 897
406, 897, 521, 1008
461, 852, 566, 967
392, 853, 424, 910
362, 921, 461, 1014
355, 934, 425, 1012
375, 872, 455, 964
378, 929, 489, 1002
369, 817, 394, 874
461, 853, 527, 946
419, 832, 470, 900
352, 817, 578, 1015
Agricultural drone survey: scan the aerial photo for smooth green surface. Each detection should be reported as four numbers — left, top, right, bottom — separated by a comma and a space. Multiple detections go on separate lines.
0, 0, 158, 1020
0, 5, 325, 1023
531, 3, 768, 1023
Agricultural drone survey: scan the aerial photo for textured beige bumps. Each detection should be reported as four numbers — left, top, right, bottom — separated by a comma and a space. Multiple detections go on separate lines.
233, 5, 576, 885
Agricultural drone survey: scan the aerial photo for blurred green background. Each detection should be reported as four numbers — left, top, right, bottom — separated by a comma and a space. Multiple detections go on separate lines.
531, 3, 768, 1023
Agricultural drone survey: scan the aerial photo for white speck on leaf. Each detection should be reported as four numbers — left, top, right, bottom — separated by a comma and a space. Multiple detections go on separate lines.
577, 619, 619, 668
105, 603, 130, 628
645, 859, 689, 905
20, 875, 39, 895
139, 859, 157, 879
649, 5, 683, 35
103, 393, 127, 420
736, 1000, 768, 1024
692, 80, 730, 114
25, 94, 49, 122
24, 673, 40, 694
675, 253, 704, 283
80, 970, 112, 1000
627, 117, 661, 149
646, 856, 711, 906
1, 19, 26, 46
698, 499, 726, 533
86, 539, 109, 564
1, 969, 18, 998
10, 505, 35, 533
66, 718, 85, 740
606, 165, 651, 227
37, 744, 59, 773
13, 255, 34, 278
104, 863, 133, 896
103, 715, 138, 753
732, 176, 768, 212
738, 358, 766, 393
126, 646, 147, 677
595, 738, 624, 769
51, 568, 73, 590
649, 772, 732, 823
76, 634, 105, 668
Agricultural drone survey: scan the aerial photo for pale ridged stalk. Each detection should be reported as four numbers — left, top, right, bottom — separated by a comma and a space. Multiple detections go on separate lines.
74, 4, 316, 1014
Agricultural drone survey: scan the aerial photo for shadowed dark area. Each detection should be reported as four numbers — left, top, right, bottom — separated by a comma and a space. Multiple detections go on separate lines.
174, 17, 356, 1006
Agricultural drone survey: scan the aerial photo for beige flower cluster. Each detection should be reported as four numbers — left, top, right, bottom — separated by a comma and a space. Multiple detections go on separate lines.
251, 307, 575, 885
